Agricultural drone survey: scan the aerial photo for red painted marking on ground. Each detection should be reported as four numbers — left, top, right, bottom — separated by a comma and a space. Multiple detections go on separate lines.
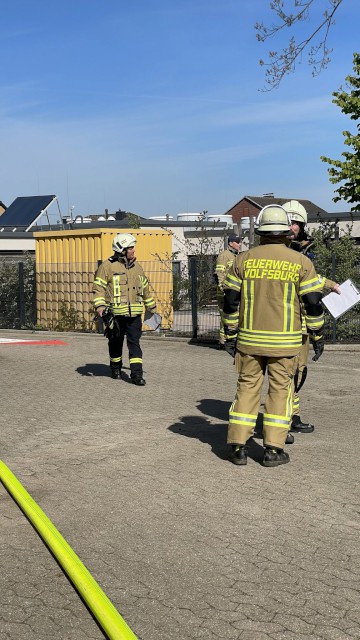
0, 340, 68, 346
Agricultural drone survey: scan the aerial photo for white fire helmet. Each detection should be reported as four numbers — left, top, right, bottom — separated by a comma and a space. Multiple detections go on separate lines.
255, 205, 291, 235
112, 233, 137, 253
283, 200, 308, 224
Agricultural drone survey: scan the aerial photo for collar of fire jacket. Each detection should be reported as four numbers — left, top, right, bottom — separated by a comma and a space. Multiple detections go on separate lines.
259, 236, 290, 246
109, 254, 136, 268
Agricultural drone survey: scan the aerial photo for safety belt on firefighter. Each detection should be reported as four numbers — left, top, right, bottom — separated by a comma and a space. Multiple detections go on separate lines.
294, 366, 308, 393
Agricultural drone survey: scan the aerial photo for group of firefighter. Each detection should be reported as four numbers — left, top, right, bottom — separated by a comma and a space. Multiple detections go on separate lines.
214, 200, 340, 467
93, 200, 339, 468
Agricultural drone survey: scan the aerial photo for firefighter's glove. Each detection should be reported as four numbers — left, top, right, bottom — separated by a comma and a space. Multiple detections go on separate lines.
102, 307, 115, 329
102, 307, 119, 338
310, 334, 325, 361
225, 338, 236, 358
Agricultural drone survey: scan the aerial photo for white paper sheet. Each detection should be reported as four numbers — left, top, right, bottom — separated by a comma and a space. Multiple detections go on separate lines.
322, 278, 360, 319
143, 311, 162, 332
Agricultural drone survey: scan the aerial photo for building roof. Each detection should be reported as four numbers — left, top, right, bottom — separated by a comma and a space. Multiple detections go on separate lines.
227, 195, 328, 217
26, 217, 228, 233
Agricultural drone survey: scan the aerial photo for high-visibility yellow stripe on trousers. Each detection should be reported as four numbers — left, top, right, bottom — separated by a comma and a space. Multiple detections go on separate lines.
263, 414, 290, 430
229, 411, 257, 429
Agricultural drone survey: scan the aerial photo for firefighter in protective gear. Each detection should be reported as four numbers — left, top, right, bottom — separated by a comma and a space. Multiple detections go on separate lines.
93, 233, 157, 385
214, 234, 241, 349
283, 200, 340, 434
223, 205, 325, 467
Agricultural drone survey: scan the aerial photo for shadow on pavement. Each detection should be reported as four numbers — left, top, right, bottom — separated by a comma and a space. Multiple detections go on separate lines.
196, 398, 264, 439
76, 363, 109, 377
196, 398, 230, 421
188, 339, 220, 350
168, 415, 264, 464
76, 363, 130, 377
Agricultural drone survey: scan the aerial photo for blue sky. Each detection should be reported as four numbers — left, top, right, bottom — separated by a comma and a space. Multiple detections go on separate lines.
0, 0, 358, 221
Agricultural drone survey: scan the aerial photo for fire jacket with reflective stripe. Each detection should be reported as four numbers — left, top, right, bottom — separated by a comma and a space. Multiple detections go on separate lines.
222, 237, 324, 357
93, 256, 156, 317
289, 240, 337, 334
214, 248, 237, 289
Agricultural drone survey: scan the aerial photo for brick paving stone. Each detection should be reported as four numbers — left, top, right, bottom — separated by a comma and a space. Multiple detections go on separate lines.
0, 330, 360, 639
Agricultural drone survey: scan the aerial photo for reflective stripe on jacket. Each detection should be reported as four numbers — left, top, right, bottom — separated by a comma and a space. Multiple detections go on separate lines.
214, 248, 236, 289
93, 257, 156, 317
290, 240, 336, 333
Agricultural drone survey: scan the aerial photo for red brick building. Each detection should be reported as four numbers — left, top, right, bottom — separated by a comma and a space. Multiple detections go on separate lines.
226, 195, 328, 224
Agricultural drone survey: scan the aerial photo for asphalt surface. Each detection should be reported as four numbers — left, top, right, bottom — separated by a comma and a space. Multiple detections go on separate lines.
0, 330, 360, 640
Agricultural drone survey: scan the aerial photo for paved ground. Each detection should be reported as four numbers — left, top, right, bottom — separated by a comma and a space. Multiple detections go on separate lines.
0, 329, 360, 640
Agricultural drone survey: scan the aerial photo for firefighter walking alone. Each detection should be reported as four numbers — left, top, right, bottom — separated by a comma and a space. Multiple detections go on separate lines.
222, 205, 325, 467
93, 233, 157, 385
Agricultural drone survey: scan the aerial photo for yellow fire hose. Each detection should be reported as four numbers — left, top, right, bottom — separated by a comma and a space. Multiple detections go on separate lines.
0, 461, 138, 640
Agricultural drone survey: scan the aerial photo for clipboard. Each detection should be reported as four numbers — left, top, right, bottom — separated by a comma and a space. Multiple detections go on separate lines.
322, 278, 360, 319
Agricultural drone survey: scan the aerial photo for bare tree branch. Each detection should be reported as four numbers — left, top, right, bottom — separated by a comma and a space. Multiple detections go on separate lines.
255, 0, 344, 90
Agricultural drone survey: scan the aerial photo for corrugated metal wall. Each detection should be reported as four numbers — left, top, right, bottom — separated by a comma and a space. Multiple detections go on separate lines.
34, 228, 173, 331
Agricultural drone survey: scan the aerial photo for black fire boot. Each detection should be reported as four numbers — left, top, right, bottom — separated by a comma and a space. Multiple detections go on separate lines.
285, 432, 295, 445
110, 366, 121, 380
131, 374, 146, 386
229, 444, 248, 465
290, 415, 315, 433
263, 447, 290, 467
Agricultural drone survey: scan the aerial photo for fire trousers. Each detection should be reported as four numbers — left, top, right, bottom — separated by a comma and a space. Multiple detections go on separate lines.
292, 334, 309, 417
108, 315, 143, 376
228, 351, 297, 450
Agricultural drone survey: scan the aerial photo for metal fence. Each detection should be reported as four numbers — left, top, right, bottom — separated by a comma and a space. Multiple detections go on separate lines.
0, 259, 37, 330
35, 259, 174, 333
1, 256, 360, 343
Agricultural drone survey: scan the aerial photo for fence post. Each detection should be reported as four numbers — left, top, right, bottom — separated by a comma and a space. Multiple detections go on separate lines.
189, 257, 198, 340
18, 262, 25, 327
97, 260, 104, 334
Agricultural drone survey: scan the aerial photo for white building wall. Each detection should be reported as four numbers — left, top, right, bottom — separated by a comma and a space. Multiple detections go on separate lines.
145, 224, 226, 261
0, 237, 35, 251
308, 220, 360, 239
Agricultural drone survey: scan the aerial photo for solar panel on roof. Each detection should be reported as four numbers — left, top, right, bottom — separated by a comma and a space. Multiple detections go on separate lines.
0, 195, 56, 231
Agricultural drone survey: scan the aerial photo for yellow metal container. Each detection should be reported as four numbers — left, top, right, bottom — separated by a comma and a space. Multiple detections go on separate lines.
34, 228, 173, 331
